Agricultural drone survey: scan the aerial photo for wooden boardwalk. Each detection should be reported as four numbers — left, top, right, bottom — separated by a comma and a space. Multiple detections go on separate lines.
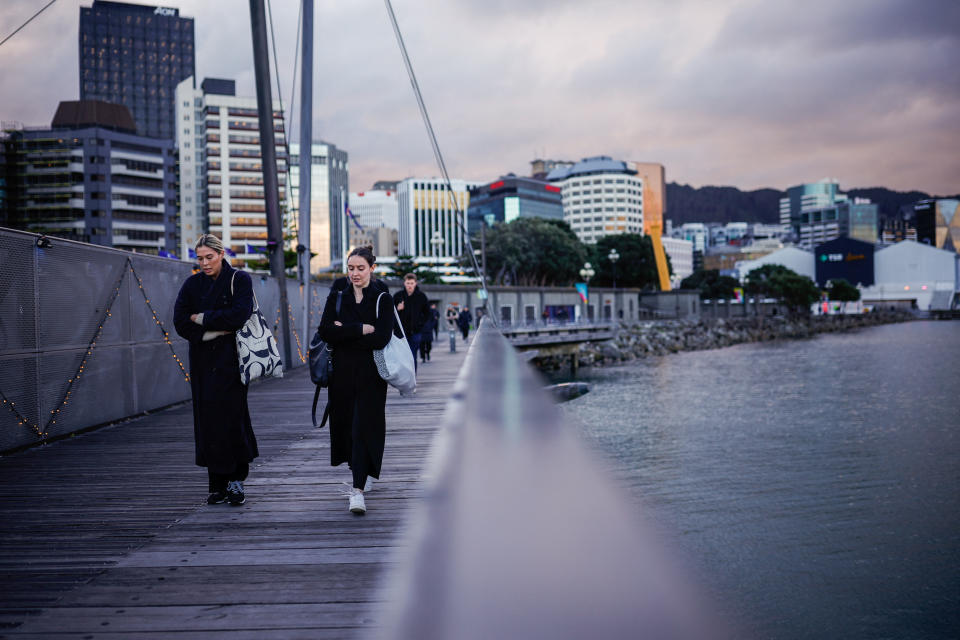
0, 342, 468, 639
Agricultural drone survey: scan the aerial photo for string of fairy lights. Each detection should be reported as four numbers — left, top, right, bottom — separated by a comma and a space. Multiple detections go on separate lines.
2, 257, 312, 441
0, 256, 190, 441
128, 261, 191, 381
270, 303, 306, 364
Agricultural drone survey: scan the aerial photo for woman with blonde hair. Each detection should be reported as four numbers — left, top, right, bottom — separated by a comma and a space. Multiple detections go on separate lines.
174, 234, 259, 506
318, 245, 394, 514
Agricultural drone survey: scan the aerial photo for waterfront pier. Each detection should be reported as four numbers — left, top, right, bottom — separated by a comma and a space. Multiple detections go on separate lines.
0, 230, 719, 639
0, 347, 466, 638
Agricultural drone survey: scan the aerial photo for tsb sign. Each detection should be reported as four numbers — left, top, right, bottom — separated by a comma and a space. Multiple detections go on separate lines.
154, 7, 177, 16
814, 237, 875, 287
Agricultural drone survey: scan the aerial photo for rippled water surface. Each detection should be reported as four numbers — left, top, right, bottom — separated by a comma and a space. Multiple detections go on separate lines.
559, 321, 960, 639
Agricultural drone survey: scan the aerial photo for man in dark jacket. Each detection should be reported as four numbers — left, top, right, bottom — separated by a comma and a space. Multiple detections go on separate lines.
393, 273, 429, 370
457, 306, 473, 342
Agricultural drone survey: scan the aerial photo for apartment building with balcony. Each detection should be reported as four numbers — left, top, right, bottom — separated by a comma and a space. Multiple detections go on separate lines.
546, 156, 644, 244
176, 77, 287, 266
2, 100, 176, 253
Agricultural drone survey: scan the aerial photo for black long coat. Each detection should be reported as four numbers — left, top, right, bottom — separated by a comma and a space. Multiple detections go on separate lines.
173, 262, 259, 474
318, 278, 394, 476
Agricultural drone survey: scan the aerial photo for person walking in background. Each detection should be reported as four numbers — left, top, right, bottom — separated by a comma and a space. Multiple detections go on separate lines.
445, 304, 459, 353
458, 305, 473, 342
318, 245, 394, 515
173, 233, 259, 507
392, 273, 429, 371
430, 302, 441, 341
419, 303, 437, 363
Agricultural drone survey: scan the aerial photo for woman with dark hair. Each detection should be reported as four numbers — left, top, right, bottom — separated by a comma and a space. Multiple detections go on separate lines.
318, 245, 394, 514
173, 233, 259, 506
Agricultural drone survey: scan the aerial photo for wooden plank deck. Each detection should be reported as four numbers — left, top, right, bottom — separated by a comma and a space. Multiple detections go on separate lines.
0, 342, 468, 639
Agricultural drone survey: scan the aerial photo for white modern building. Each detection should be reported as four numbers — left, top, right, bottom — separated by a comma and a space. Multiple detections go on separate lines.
176, 77, 287, 266
347, 188, 399, 260
661, 236, 694, 287
397, 177, 482, 276
735, 246, 816, 282
680, 223, 708, 253
862, 240, 957, 310
350, 188, 399, 231
546, 156, 644, 244
288, 141, 349, 271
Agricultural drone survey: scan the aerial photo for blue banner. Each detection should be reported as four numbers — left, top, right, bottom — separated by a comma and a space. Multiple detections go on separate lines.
575, 282, 588, 303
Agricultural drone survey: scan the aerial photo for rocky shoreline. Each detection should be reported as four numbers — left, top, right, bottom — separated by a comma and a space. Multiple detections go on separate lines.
532, 311, 915, 372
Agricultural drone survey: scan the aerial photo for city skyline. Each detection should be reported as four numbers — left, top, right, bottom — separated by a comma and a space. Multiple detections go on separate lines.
1, 0, 958, 197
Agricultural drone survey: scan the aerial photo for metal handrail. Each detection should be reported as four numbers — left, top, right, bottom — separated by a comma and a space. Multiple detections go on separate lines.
374, 317, 726, 640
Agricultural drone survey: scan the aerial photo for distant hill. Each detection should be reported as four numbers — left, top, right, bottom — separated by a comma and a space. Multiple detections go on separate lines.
665, 182, 958, 226
666, 183, 782, 225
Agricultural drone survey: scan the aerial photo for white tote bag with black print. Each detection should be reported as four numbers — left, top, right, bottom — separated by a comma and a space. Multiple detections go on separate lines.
232, 271, 284, 385
373, 292, 416, 396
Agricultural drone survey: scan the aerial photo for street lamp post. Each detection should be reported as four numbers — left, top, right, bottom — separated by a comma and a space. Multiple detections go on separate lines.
579, 261, 595, 323
607, 248, 620, 289
607, 248, 620, 321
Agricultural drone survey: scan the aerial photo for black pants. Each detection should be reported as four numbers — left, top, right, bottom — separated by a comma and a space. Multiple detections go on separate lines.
460, 326, 469, 340
420, 338, 432, 361
208, 462, 249, 492
351, 420, 371, 490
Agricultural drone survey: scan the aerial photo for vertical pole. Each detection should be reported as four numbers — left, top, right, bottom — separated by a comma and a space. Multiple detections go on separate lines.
249, 0, 292, 366
298, 0, 313, 332
480, 219, 487, 284
341, 187, 348, 272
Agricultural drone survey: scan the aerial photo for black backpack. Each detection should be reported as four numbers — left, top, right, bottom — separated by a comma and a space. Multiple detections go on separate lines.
310, 289, 342, 428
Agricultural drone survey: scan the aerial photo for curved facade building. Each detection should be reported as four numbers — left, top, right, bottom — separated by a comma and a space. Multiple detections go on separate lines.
547, 156, 643, 244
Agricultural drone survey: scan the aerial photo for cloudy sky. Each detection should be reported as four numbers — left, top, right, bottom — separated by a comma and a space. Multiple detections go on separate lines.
2, 0, 958, 196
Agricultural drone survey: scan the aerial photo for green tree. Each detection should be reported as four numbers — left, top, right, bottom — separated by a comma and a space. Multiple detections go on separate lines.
826, 278, 860, 302
385, 255, 442, 284
680, 269, 739, 300
471, 217, 586, 286
588, 234, 667, 290
744, 264, 820, 314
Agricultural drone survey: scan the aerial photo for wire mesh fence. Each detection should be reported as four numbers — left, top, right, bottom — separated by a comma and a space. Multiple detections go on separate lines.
0, 228, 313, 452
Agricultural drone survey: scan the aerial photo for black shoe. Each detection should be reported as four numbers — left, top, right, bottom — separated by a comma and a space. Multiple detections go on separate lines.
226, 480, 245, 506
207, 490, 228, 505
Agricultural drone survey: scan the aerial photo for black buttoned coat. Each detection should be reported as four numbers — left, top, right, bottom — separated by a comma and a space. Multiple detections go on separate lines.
173, 262, 259, 474
318, 278, 394, 476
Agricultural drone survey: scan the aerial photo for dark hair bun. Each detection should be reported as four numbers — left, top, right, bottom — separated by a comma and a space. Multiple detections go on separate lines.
348, 244, 376, 266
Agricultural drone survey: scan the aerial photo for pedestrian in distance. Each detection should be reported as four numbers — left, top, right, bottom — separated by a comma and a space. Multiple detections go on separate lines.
173, 233, 259, 507
318, 245, 394, 515
392, 273, 429, 371
419, 303, 437, 363
458, 305, 473, 342
445, 304, 459, 352
430, 302, 441, 340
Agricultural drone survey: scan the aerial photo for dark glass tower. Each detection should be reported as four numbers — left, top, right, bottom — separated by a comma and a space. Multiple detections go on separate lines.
79, 1, 195, 140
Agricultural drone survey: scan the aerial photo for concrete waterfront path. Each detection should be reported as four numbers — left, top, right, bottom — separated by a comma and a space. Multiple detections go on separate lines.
0, 342, 468, 639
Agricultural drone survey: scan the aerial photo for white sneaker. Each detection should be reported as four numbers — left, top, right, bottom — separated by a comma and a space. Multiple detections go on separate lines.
363, 476, 374, 492
349, 489, 366, 514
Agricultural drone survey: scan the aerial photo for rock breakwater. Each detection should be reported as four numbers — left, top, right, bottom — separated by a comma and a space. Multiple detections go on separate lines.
532, 311, 914, 372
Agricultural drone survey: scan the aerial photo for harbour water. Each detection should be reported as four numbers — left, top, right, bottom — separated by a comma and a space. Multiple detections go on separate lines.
559, 321, 960, 639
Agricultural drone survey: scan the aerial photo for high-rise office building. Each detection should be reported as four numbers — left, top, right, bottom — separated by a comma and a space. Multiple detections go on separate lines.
79, 1, 195, 140
176, 77, 288, 267
3, 100, 176, 253
288, 142, 350, 271
397, 178, 481, 274
912, 198, 960, 252
797, 199, 878, 249
547, 156, 644, 244
466, 175, 563, 235
778, 179, 848, 236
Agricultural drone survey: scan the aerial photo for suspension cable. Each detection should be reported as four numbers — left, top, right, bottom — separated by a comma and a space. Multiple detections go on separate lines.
0, 0, 58, 49
382, 0, 494, 325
